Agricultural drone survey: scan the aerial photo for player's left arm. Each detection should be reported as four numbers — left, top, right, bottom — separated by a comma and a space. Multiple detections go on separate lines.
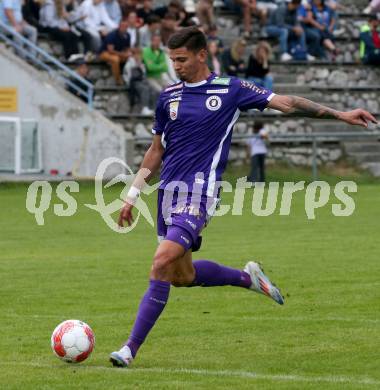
267, 94, 378, 128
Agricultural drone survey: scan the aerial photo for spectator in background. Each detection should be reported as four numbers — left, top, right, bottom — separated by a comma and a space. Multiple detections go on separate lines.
22, 0, 41, 30
196, 0, 214, 31
364, 0, 380, 14
160, 11, 177, 46
154, 0, 194, 28
265, 0, 312, 62
123, 47, 156, 115
143, 34, 173, 92
39, 0, 80, 59
66, 56, 92, 102
245, 41, 273, 90
246, 120, 268, 183
126, 10, 139, 47
224, 0, 265, 38
0, 0, 38, 55
77, 0, 118, 52
360, 13, 380, 65
206, 24, 224, 51
139, 14, 161, 48
297, 1, 326, 59
137, 0, 155, 24
104, 0, 122, 25
98, 18, 131, 85
207, 40, 223, 76
120, 0, 137, 18
222, 38, 247, 76
309, 0, 338, 58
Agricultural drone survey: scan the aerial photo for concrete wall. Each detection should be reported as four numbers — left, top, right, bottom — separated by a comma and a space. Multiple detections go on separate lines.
0, 45, 132, 177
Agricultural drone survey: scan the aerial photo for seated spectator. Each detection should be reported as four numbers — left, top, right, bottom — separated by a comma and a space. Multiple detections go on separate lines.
137, 0, 155, 24
66, 56, 93, 103
154, 0, 194, 28
98, 18, 131, 85
297, 1, 326, 59
120, 0, 137, 18
0, 0, 38, 57
223, 0, 263, 38
139, 14, 161, 48
77, 0, 118, 52
65, 0, 97, 56
206, 24, 224, 52
207, 40, 223, 76
160, 11, 177, 46
364, 0, 380, 14
196, 0, 214, 31
126, 10, 139, 47
360, 13, 380, 65
39, 0, 80, 59
221, 38, 247, 76
245, 41, 273, 90
309, 0, 338, 58
142, 34, 173, 93
104, 0, 121, 25
265, 0, 312, 61
123, 47, 156, 115
22, 0, 41, 30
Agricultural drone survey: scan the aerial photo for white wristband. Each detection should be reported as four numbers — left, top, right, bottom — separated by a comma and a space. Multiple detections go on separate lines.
126, 186, 140, 205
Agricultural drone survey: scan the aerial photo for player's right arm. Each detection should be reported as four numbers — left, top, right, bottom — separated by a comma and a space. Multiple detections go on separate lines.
118, 134, 164, 227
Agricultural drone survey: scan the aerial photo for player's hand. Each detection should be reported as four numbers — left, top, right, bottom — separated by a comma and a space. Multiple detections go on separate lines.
118, 201, 134, 227
340, 109, 378, 128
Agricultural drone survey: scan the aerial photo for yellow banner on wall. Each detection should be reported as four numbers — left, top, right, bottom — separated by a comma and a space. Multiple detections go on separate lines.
0, 88, 18, 112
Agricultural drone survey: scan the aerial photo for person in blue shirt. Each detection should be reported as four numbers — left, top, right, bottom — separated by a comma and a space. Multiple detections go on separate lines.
0, 0, 37, 57
98, 18, 131, 84
109, 26, 377, 368
309, 0, 338, 58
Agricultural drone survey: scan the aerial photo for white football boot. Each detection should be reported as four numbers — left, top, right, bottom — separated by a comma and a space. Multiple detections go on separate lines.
244, 261, 284, 305
109, 345, 134, 368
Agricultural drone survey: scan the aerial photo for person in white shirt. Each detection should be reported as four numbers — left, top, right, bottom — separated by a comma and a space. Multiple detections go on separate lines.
246, 120, 268, 183
77, 0, 117, 51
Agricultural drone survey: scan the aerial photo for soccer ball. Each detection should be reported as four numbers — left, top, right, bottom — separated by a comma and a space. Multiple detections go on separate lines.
51, 319, 95, 363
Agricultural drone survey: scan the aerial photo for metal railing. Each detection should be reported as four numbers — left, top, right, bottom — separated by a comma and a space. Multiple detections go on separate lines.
134, 131, 380, 180
0, 20, 94, 109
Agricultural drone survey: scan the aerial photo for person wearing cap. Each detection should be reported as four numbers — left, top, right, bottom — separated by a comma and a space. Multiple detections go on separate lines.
66, 57, 93, 102
360, 13, 380, 65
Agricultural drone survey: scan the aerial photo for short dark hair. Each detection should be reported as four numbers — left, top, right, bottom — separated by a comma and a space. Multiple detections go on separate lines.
146, 14, 161, 25
167, 26, 207, 52
253, 120, 264, 132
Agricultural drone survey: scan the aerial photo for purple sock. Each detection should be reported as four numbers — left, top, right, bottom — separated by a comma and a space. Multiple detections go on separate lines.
126, 279, 170, 358
191, 260, 252, 288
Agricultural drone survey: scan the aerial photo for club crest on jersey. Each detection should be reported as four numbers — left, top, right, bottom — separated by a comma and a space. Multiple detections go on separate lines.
169, 101, 179, 120
206, 95, 222, 111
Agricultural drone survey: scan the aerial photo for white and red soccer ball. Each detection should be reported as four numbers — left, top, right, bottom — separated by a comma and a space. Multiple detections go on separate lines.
51, 320, 95, 363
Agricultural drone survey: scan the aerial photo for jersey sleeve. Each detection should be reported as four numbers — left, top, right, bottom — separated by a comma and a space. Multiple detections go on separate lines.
151, 94, 168, 135
236, 79, 275, 112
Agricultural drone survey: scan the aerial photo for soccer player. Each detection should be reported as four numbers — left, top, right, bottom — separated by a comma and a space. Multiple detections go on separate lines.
110, 27, 377, 367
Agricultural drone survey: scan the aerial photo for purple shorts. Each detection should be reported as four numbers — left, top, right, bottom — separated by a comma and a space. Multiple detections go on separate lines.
157, 190, 218, 252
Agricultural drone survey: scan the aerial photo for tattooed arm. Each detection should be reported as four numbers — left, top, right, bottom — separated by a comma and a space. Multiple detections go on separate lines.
268, 95, 378, 128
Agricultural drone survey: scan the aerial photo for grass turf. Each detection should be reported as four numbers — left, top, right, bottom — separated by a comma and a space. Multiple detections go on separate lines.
0, 172, 379, 389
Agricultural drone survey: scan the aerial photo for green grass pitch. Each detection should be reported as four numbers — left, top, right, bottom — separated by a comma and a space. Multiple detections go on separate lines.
1, 173, 379, 389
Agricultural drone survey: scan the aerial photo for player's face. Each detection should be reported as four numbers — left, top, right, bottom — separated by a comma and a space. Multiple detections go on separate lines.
169, 47, 207, 82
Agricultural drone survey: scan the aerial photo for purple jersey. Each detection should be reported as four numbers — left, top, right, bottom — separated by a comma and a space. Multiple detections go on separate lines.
152, 73, 275, 198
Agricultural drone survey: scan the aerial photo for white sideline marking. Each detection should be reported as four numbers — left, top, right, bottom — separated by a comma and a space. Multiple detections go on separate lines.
1, 362, 380, 386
